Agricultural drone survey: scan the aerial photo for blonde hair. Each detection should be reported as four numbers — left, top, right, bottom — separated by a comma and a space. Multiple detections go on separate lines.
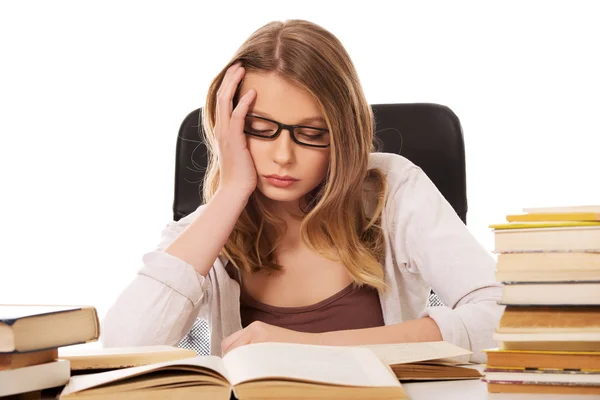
202, 20, 389, 291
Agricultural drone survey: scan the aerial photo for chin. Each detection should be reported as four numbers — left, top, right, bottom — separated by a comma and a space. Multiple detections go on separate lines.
256, 182, 306, 203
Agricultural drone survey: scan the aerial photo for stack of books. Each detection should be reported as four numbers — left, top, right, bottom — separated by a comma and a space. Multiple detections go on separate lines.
0, 305, 100, 398
483, 205, 600, 395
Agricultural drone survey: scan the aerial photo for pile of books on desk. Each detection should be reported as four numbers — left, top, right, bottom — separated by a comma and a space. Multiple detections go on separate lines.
0, 305, 100, 398
483, 205, 600, 395
1, 303, 479, 400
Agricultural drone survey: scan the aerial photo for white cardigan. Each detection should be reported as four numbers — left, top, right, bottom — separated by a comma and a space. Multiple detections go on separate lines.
101, 152, 503, 363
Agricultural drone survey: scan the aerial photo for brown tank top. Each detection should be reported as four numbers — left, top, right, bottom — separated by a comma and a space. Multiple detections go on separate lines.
226, 263, 385, 333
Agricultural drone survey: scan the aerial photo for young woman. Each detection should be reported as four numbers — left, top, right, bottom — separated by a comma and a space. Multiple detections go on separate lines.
102, 19, 502, 363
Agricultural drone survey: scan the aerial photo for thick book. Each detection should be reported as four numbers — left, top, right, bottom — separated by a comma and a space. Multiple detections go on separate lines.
360, 341, 480, 381
495, 252, 600, 282
484, 348, 600, 370
59, 342, 406, 400
486, 381, 600, 395
494, 331, 600, 352
0, 359, 70, 397
484, 368, 600, 395
489, 223, 600, 253
0, 305, 100, 353
500, 282, 600, 305
58, 345, 198, 371
497, 305, 600, 333
484, 368, 600, 385
0, 348, 58, 370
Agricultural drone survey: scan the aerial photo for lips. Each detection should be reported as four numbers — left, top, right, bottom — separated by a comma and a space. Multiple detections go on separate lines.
263, 175, 299, 188
263, 175, 299, 181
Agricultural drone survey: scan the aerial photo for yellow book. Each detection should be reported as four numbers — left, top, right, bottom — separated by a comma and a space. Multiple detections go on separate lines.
523, 205, 600, 214
489, 221, 600, 230
507, 212, 600, 222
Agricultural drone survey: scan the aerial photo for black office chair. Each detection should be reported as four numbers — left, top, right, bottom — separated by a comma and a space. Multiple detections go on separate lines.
174, 103, 467, 355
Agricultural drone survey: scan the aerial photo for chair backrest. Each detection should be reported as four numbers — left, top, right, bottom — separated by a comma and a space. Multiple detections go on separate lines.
174, 103, 466, 353
173, 103, 467, 224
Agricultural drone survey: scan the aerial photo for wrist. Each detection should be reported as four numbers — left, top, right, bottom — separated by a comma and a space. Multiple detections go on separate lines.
214, 186, 252, 206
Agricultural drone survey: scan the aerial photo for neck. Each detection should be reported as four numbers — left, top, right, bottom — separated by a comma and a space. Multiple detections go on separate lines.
259, 195, 307, 249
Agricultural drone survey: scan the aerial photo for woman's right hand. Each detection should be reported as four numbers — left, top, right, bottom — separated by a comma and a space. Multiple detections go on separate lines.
214, 61, 258, 200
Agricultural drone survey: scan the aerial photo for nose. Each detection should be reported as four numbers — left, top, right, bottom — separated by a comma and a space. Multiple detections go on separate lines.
272, 128, 295, 166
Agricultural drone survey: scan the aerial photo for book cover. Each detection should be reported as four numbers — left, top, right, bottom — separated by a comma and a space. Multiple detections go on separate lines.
507, 212, 600, 222
523, 205, 600, 214
489, 221, 600, 230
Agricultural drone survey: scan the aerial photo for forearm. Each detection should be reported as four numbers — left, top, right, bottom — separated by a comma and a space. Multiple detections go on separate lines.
164, 188, 248, 277
102, 274, 201, 347
318, 317, 442, 346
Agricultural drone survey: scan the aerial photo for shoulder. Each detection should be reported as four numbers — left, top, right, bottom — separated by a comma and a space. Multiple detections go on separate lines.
368, 152, 416, 181
368, 152, 449, 235
367, 152, 431, 201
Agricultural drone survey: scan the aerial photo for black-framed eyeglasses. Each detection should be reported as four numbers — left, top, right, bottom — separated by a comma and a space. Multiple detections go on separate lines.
243, 114, 330, 148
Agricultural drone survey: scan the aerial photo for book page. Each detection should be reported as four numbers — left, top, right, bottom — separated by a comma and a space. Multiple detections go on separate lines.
58, 345, 197, 369
357, 341, 472, 365
223, 342, 400, 388
60, 356, 229, 396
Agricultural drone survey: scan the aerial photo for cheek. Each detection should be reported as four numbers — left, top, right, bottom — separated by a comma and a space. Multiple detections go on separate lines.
304, 151, 330, 180
246, 137, 265, 163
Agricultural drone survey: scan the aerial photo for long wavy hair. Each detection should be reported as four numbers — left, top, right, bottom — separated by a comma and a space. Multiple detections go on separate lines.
201, 20, 389, 291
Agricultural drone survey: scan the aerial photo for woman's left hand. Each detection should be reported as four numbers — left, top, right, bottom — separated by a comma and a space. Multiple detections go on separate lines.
221, 321, 320, 355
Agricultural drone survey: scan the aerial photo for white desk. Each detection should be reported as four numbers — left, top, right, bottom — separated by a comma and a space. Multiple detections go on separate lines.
403, 379, 600, 400
40, 379, 600, 399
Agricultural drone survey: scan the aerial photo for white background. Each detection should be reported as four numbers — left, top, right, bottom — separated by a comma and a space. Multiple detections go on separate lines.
1, 1, 599, 325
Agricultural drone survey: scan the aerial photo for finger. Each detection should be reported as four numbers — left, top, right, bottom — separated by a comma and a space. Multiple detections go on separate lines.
223, 331, 253, 356
216, 62, 242, 99
231, 89, 256, 131
221, 328, 247, 355
218, 67, 246, 127
215, 62, 242, 126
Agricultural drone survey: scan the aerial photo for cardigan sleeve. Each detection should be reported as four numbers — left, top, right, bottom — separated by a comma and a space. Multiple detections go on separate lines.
394, 166, 504, 363
101, 206, 212, 348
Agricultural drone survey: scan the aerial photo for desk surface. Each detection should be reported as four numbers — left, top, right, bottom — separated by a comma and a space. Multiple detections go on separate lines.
41, 379, 600, 399
403, 379, 600, 400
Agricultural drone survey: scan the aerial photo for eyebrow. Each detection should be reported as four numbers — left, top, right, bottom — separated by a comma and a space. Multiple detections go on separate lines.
251, 110, 326, 125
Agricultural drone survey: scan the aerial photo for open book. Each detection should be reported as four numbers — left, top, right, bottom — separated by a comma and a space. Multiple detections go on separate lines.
58, 346, 197, 371
361, 341, 481, 381
59, 342, 406, 400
